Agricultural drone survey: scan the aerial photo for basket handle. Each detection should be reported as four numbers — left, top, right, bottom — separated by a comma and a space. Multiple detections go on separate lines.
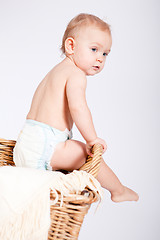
0, 139, 103, 178
78, 143, 103, 178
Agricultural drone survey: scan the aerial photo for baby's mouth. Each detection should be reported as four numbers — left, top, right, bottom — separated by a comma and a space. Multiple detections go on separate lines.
92, 66, 100, 70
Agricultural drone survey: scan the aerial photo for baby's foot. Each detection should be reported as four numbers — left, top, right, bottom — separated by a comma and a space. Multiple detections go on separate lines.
111, 186, 139, 203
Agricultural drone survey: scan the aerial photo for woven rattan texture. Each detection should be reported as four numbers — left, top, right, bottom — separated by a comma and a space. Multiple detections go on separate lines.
0, 138, 102, 239
0, 139, 16, 166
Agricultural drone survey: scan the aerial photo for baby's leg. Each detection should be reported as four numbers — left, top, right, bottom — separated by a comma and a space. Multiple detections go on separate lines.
97, 160, 139, 202
50, 140, 139, 202
50, 140, 87, 171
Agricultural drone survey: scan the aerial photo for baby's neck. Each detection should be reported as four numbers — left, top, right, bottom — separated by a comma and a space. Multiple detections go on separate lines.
65, 55, 75, 65
63, 56, 86, 75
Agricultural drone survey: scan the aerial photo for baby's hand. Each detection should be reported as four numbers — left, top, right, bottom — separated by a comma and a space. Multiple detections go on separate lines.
86, 137, 107, 157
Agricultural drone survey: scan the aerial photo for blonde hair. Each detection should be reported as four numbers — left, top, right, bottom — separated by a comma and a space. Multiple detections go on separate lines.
61, 13, 111, 54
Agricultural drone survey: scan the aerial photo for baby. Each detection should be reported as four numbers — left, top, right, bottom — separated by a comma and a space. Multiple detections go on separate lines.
13, 13, 139, 202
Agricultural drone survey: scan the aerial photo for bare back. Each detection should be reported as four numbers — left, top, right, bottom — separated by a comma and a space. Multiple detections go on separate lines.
27, 58, 75, 131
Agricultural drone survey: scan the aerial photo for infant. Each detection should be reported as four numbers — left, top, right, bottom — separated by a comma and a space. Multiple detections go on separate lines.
13, 13, 139, 202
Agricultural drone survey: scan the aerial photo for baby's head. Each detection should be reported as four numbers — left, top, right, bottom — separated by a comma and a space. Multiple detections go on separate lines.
61, 13, 112, 75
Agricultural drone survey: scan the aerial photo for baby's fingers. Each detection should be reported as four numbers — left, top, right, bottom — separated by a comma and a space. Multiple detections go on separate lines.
86, 146, 94, 157
87, 150, 94, 157
101, 143, 107, 154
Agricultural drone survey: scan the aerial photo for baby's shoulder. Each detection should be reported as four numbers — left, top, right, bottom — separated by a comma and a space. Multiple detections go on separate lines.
66, 66, 87, 91
50, 59, 86, 85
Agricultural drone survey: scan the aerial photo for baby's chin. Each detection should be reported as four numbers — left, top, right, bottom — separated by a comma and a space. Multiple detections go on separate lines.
86, 71, 100, 76
79, 66, 101, 76
83, 69, 100, 76
86, 72, 97, 76
87, 67, 102, 76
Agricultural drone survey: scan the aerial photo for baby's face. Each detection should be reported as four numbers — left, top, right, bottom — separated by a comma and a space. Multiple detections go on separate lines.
72, 26, 112, 76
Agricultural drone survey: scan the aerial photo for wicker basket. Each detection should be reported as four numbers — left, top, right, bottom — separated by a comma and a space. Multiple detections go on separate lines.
0, 138, 103, 240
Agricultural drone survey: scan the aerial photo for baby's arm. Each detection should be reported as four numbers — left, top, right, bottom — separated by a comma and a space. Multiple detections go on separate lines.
66, 71, 96, 142
66, 70, 107, 155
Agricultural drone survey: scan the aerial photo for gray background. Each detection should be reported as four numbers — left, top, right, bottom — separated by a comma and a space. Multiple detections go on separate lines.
0, 0, 159, 239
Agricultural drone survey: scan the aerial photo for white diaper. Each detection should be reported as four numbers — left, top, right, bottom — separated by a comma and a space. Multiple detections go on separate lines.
13, 119, 73, 171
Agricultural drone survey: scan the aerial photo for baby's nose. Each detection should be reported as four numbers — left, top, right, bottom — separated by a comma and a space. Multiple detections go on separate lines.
96, 57, 103, 63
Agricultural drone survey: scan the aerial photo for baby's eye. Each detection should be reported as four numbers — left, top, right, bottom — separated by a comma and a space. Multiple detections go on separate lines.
91, 48, 97, 52
103, 52, 108, 57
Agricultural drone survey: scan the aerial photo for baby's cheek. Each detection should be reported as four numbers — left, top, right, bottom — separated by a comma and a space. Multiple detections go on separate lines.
99, 65, 105, 73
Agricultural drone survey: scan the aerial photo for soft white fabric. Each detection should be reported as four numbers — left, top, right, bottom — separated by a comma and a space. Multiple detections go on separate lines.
0, 166, 103, 240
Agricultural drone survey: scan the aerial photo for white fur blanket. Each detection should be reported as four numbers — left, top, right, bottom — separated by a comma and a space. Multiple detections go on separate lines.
0, 166, 102, 240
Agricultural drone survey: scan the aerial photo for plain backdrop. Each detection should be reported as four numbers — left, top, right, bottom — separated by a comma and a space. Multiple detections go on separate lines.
0, 0, 159, 239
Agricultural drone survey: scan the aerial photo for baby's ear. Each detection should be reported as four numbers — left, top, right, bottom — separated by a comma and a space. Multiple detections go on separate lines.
65, 37, 75, 55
